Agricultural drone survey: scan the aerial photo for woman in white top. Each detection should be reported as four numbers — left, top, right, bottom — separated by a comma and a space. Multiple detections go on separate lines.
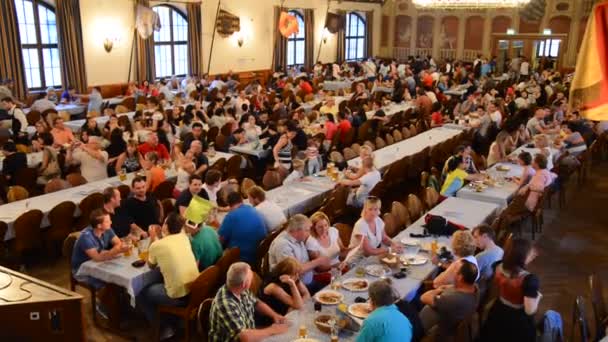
349, 197, 402, 257
433, 230, 480, 288
306, 212, 346, 270
242, 114, 262, 140
339, 156, 381, 207
173, 147, 196, 192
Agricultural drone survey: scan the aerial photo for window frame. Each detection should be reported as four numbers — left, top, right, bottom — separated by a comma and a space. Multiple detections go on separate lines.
152, 4, 188, 79
286, 10, 305, 68
16, 0, 61, 91
345, 12, 367, 62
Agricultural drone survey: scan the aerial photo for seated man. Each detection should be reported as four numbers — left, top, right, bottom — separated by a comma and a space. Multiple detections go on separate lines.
71, 209, 127, 289
247, 186, 287, 232
176, 175, 204, 216
124, 176, 160, 238
268, 214, 330, 294
472, 224, 504, 284
357, 279, 413, 342
1, 141, 26, 185
136, 213, 199, 338
184, 220, 223, 271
419, 260, 479, 342
218, 191, 267, 264
50, 117, 75, 147
138, 132, 170, 164
209, 262, 288, 342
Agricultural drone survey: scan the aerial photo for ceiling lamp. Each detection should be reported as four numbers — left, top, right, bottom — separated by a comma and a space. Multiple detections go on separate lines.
412, 0, 531, 9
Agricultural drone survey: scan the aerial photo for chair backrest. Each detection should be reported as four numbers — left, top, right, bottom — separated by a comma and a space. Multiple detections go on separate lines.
13, 209, 44, 254
48, 201, 77, 236
44, 178, 70, 193
152, 180, 176, 201
589, 273, 608, 340
117, 184, 131, 200
215, 248, 241, 284
334, 223, 353, 247
7, 186, 29, 203
120, 97, 136, 111
375, 137, 386, 149
454, 314, 478, 342
66, 173, 88, 187
215, 135, 227, 151
224, 155, 242, 181
26, 110, 41, 126
409, 124, 418, 137
571, 296, 590, 342
78, 192, 104, 221
423, 187, 440, 210
391, 201, 411, 230
407, 194, 424, 221
393, 129, 403, 142
351, 143, 361, 155
240, 178, 256, 198
160, 198, 175, 222
402, 126, 411, 139
188, 266, 221, 311
262, 170, 282, 190
385, 133, 395, 145
383, 212, 399, 238
363, 140, 375, 151
329, 151, 344, 164
343, 147, 357, 160
210, 157, 226, 173
14, 168, 37, 194
62, 231, 81, 259
220, 123, 233, 137
197, 298, 213, 342
255, 228, 283, 275
207, 126, 219, 143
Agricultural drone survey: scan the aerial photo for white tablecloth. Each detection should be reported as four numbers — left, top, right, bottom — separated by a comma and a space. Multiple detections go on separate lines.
365, 102, 414, 119
299, 95, 351, 113
456, 162, 523, 208
76, 251, 162, 306
444, 87, 467, 97
264, 197, 498, 342
348, 127, 463, 171
0, 151, 233, 240
24, 103, 85, 116
372, 86, 394, 94
229, 139, 271, 159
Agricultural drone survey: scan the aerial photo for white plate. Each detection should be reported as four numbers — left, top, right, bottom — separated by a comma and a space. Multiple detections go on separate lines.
400, 238, 420, 246
314, 290, 344, 305
400, 255, 428, 266
348, 303, 373, 319
341, 278, 369, 292
365, 264, 391, 277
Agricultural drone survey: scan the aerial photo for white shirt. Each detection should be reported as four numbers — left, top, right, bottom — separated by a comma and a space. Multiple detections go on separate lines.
283, 170, 303, 185
489, 110, 502, 129
202, 183, 220, 204
426, 91, 438, 104
235, 97, 250, 116
306, 227, 341, 265
365, 61, 377, 77
72, 148, 109, 182
9, 106, 28, 133
520, 61, 530, 76
159, 85, 174, 101
349, 216, 385, 249
354, 169, 381, 205
255, 200, 287, 232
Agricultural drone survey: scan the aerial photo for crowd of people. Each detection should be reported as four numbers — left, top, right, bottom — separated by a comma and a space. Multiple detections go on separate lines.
1, 51, 605, 341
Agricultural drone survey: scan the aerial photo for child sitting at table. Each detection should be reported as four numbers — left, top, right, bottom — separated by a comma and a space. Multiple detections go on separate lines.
283, 159, 305, 185
304, 140, 323, 176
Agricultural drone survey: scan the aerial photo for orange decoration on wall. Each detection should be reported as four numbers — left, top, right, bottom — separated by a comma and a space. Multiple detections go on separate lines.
279, 11, 299, 38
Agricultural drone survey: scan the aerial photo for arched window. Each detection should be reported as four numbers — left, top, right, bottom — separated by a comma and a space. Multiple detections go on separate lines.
345, 12, 366, 61
286, 11, 305, 68
14, 0, 61, 90
153, 5, 188, 78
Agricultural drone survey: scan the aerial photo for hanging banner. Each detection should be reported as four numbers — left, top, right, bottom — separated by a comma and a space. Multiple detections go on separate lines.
135, 4, 161, 39
217, 9, 240, 37
325, 12, 345, 34
279, 11, 299, 38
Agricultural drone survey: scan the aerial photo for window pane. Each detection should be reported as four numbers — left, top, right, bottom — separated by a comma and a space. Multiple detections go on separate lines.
153, 6, 171, 42
155, 45, 172, 78
295, 40, 304, 65
173, 10, 187, 42
39, 4, 57, 44
16, 0, 37, 44
43, 48, 61, 87
549, 40, 560, 57
287, 40, 295, 66
23, 48, 41, 88
357, 38, 364, 59
173, 44, 188, 76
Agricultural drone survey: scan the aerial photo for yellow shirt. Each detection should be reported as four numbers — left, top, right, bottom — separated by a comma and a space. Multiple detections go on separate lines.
440, 169, 468, 196
148, 232, 199, 298
319, 104, 339, 116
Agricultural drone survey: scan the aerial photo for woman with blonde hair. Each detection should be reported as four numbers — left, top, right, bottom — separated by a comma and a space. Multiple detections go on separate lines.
349, 197, 402, 257
433, 230, 479, 287
487, 131, 512, 166
307, 212, 347, 273
257, 257, 310, 326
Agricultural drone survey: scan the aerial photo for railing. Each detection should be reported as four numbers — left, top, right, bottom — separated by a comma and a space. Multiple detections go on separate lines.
414, 48, 433, 58
463, 49, 482, 62
439, 49, 456, 61
393, 47, 412, 62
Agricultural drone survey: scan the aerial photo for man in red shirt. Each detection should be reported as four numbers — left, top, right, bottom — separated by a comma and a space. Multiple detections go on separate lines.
337, 111, 352, 144
299, 78, 313, 95
138, 132, 170, 164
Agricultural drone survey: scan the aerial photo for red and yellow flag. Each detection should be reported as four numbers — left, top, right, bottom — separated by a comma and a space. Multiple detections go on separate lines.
570, 1, 608, 121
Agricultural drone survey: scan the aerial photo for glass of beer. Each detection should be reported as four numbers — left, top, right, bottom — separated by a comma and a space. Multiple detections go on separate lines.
138, 239, 150, 261
119, 169, 127, 181
298, 325, 307, 338
122, 237, 133, 257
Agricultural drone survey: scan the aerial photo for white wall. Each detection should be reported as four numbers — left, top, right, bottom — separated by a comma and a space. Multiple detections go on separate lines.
78, 0, 381, 86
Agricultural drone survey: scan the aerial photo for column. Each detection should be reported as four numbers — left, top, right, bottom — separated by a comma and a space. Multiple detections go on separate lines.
456, 14, 466, 59
566, 2, 582, 67
410, 14, 418, 56
432, 15, 442, 59
387, 11, 396, 58
482, 15, 492, 56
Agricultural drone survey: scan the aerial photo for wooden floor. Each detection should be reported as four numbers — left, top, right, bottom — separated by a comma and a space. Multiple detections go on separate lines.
21, 160, 608, 341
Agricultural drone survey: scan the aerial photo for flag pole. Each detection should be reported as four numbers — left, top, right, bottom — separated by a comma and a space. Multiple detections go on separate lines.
207, 0, 222, 75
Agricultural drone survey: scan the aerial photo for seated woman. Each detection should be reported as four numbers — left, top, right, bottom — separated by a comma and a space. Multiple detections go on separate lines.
349, 197, 402, 257
513, 151, 535, 187
339, 156, 381, 208
115, 139, 142, 175
440, 156, 485, 197
432, 230, 479, 288
306, 212, 347, 283
560, 122, 587, 155
487, 131, 512, 166
344, 145, 373, 179
257, 257, 310, 326
303, 141, 323, 176
143, 151, 166, 192
480, 238, 541, 342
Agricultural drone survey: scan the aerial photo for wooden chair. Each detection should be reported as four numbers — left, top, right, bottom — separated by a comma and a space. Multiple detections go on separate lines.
262, 169, 282, 190
215, 247, 240, 284
363, 140, 375, 151
14, 167, 38, 194
0, 221, 8, 263
383, 213, 399, 238
45, 201, 76, 256
13, 210, 44, 264
393, 129, 403, 142
160, 198, 175, 222
196, 298, 213, 342
255, 228, 283, 276
152, 180, 176, 201
334, 223, 353, 247
319, 185, 350, 222
44, 178, 70, 193
589, 274, 608, 341
343, 147, 357, 160
454, 314, 478, 342
215, 135, 227, 152
402, 126, 411, 139
210, 157, 226, 173
120, 97, 136, 111
207, 126, 219, 144
250, 271, 263, 296
75, 192, 104, 231
409, 124, 418, 137
156, 266, 221, 342
224, 155, 242, 181
66, 173, 88, 187
571, 296, 590, 342
117, 184, 131, 199
375, 137, 386, 149
407, 194, 424, 221
220, 123, 233, 137
351, 143, 361, 155
7, 186, 29, 203
423, 187, 440, 210
240, 178, 256, 198
385, 133, 394, 145
391, 201, 412, 230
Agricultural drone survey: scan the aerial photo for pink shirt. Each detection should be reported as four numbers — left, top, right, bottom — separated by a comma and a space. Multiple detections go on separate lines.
525, 169, 556, 211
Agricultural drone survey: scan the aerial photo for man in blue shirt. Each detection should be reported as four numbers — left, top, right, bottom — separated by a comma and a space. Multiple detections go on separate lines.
218, 191, 267, 265
357, 279, 413, 342
71, 208, 128, 289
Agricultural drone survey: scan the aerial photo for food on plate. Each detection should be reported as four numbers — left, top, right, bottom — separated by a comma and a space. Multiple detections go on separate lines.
348, 303, 373, 319
365, 264, 391, 277
496, 165, 511, 172
315, 290, 344, 305
341, 278, 369, 291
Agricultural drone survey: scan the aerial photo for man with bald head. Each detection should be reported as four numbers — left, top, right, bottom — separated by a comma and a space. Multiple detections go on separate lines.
188, 139, 209, 176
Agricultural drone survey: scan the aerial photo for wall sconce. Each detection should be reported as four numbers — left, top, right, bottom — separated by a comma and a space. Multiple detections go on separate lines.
237, 36, 244, 47
103, 36, 120, 53
322, 27, 330, 44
